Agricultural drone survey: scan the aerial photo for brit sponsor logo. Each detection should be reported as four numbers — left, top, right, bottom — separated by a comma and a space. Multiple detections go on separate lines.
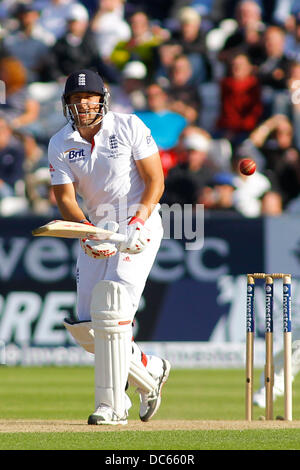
65, 148, 86, 162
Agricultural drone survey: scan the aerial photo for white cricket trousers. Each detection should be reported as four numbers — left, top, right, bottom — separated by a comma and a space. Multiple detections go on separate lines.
76, 210, 163, 321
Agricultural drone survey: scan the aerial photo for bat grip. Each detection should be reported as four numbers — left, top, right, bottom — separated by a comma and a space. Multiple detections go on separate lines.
107, 233, 127, 243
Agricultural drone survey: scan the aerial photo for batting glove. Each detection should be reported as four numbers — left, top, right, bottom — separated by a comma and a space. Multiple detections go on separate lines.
119, 217, 151, 254
80, 220, 119, 259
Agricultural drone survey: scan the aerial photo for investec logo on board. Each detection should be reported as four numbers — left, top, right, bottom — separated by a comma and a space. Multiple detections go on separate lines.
246, 284, 254, 332
265, 284, 273, 333
64, 148, 86, 162
283, 284, 292, 333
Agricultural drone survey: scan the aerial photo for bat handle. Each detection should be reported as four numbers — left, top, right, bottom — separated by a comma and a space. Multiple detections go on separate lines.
109, 233, 127, 243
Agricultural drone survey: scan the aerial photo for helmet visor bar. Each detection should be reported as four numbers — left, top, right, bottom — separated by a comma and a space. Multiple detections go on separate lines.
64, 101, 105, 128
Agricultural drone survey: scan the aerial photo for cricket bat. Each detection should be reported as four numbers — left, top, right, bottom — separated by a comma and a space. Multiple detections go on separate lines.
32, 220, 126, 243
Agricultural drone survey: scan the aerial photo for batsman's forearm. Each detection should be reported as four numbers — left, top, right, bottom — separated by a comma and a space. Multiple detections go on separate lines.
56, 200, 86, 223
134, 180, 164, 221
53, 184, 88, 223
54, 194, 86, 223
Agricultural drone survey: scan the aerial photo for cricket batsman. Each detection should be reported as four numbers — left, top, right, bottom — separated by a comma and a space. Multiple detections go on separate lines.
48, 68, 171, 425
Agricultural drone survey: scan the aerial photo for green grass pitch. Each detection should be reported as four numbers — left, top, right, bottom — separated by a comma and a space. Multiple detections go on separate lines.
0, 366, 300, 450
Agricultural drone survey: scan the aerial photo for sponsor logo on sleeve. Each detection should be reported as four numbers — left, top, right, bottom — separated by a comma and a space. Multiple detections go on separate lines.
146, 135, 153, 145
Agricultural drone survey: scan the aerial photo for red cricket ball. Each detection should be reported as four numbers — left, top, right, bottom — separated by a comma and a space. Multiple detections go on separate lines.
239, 158, 256, 176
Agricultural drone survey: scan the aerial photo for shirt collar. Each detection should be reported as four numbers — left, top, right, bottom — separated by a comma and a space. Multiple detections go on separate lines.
63, 122, 81, 141
99, 111, 114, 132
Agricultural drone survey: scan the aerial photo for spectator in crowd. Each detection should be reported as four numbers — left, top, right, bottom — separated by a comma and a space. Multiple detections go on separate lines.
260, 190, 283, 215
110, 10, 169, 77
157, 124, 211, 177
175, 124, 211, 157
90, 0, 131, 60
109, 60, 148, 113
171, 6, 211, 83
37, 0, 83, 43
145, 0, 186, 23
273, 61, 300, 148
285, 189, 300, 213
165, 54, 202, 124
0, 0, 298, 219
199, 171, 239, 214
135, 83, 188, 176
20, 131, 48, 175
0, 0, 13, 19
231, 153, 272, 217
163, 130, 217, 205
175, 123, 233, 172
257, 25, 291, 116
0, 56, 40, 132
205, 0, 243, 24
3, 3, 50, 83
217, 53, 263, 144
8, 1, 55, 46
135, 83, 187, 152
25, 165, 60, 216
197, 183, 216, 209
258, 25, 290, 89
0, 116, 25, 196
272, 0, 298, 26
39, 3, 120, 83
219, 0, 265, 67
239, 114, 300, 206
153, 39, 183, 86
284, 12, 300, 62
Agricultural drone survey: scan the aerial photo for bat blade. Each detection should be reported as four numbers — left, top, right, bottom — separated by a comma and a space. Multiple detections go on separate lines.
32, 220, 126, 242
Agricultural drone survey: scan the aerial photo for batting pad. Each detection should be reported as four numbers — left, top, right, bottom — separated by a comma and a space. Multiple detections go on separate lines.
91, 281, 133, 419
63, 320, 157, 393
129, 342, 157, 392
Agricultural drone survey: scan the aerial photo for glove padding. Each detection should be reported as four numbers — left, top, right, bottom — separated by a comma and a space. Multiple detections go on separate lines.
80, 238, 117, 259
80, 221, 119, 259
119, 217, 151, 254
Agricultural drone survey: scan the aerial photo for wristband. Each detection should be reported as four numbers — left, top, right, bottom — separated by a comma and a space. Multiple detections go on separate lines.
128, 216, 145, 226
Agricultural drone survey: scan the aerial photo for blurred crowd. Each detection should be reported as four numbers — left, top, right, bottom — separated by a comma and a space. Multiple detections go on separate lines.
0, 0, 300, 218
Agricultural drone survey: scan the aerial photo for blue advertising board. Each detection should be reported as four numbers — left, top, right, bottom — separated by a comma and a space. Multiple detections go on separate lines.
1, 214, 300, 362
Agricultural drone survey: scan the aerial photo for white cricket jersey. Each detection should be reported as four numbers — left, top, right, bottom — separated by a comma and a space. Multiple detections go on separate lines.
48, 111, 159, 224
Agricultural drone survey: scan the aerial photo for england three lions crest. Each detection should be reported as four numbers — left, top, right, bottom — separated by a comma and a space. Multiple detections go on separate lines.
109, 135, 118, 157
